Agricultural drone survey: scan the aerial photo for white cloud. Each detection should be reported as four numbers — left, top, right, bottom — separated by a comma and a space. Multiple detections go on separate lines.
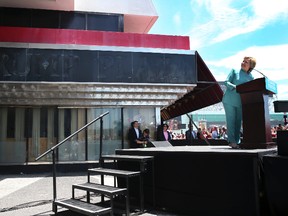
277, 84, 288, 100
173, 12, 181, 26
252, 0, 288, 19
188, 0, 288, 48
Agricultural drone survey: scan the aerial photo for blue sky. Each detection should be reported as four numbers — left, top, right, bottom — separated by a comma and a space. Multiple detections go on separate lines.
150, 0, 288, 100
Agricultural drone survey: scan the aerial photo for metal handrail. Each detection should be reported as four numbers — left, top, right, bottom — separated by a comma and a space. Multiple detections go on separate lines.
35, 111, 109, 161
35, 111, 109, 213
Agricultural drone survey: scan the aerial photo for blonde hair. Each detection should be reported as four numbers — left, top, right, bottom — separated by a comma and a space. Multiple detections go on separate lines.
244, 56, 256, 73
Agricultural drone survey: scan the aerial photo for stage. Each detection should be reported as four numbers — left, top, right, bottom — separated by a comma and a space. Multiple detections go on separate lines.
116, 145, 277, 216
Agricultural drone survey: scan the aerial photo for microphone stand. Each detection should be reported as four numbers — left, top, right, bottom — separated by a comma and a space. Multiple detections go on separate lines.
185, 114, 210, 145
252, 68, 267, 78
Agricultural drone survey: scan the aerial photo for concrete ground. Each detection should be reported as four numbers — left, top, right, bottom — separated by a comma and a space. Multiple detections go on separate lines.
0, 172, 181, 216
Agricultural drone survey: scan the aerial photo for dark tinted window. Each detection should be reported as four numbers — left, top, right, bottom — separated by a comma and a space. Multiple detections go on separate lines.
60, 12, 86, 30
87, 13, 120, 32
0, 7, 31, 27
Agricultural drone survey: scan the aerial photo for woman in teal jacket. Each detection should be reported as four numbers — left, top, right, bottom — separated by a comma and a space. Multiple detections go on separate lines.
222, 56, 256, 148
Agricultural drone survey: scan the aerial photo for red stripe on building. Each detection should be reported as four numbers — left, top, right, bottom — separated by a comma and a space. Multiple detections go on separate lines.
0, 26, 190, 50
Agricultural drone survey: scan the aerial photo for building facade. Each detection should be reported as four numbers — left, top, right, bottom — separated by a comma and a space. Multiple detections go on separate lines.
0, 0, 222, 164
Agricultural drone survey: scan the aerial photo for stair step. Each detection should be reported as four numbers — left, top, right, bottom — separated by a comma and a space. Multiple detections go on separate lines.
54, 198, 111, 216
88, 167, 140, 177
73, 182, 127, 196
101, 154, 154, 162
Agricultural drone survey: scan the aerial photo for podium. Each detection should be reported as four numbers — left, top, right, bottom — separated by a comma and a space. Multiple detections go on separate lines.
236, 77, 277, 149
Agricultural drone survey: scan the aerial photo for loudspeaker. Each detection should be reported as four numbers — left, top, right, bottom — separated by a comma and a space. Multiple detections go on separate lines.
273, 100, 288, 112
277, 130, 288, 156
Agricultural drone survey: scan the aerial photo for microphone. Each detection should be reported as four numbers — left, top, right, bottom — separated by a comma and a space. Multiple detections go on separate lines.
252, 68, 267, 78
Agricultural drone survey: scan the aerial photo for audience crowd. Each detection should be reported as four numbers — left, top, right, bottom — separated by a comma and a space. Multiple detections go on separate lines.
171, 124, 288, 140
271, 124, 288, 138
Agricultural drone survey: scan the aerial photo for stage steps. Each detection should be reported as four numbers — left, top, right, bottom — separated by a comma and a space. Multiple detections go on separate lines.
54, 198, 112, 216
88, 167, 141, 178
73, 182, 127, 197
53, 154, 154, 216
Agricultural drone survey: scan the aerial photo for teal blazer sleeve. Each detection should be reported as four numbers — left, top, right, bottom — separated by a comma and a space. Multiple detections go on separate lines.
224, 69, 236, 91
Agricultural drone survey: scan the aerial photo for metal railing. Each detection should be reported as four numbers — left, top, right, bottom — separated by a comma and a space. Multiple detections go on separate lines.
186, 113, 210, 145
35, 111, 109, 212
